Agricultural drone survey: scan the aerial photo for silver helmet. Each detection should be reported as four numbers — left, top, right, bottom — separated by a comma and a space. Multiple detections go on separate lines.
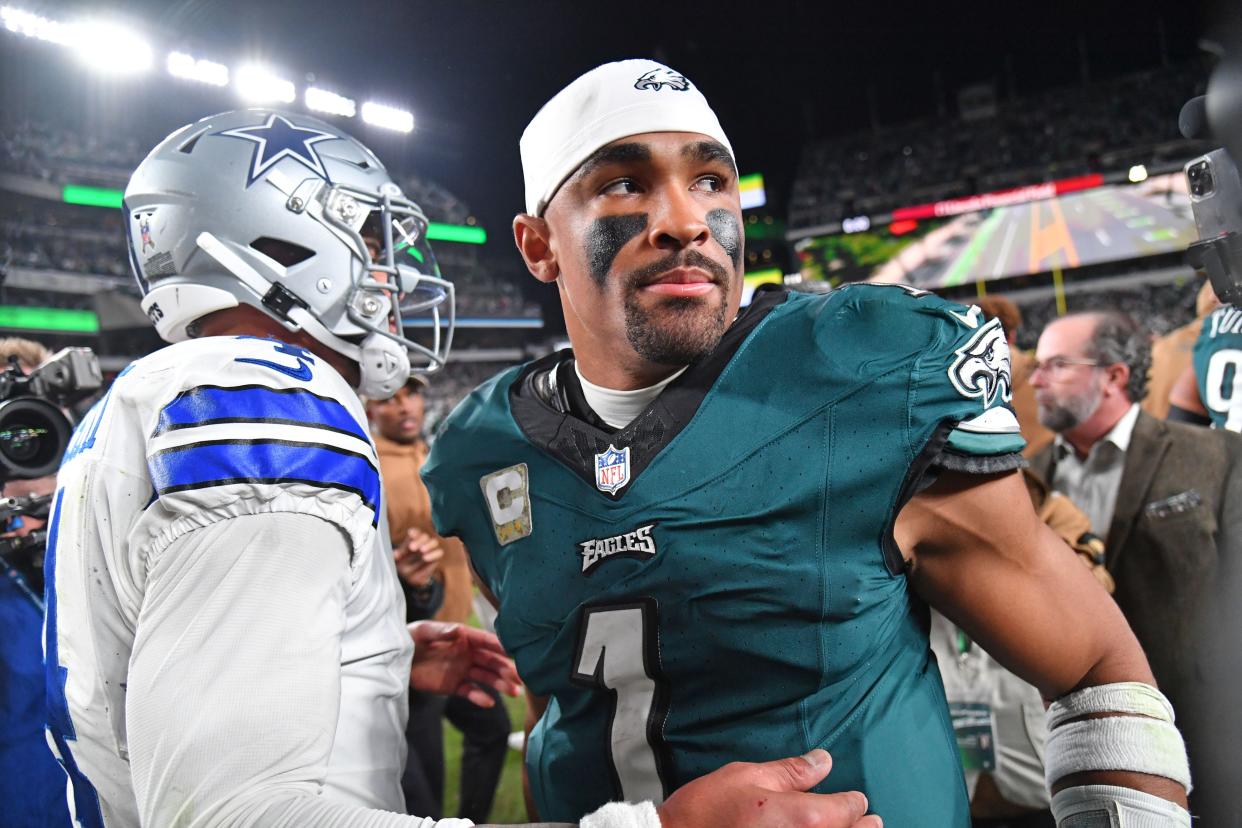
124, 109, 454, 397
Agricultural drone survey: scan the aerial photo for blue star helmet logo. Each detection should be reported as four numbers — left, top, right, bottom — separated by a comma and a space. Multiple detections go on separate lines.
216, 113, 339, 188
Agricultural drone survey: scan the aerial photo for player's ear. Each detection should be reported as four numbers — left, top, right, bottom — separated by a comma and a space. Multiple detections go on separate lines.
513, 214, 558, 284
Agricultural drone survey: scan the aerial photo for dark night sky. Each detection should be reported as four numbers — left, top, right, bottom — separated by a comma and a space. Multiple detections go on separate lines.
0, 1, 1219, 255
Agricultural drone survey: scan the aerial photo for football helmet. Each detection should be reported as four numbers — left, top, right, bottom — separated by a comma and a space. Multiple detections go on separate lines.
124, 109, 454, 398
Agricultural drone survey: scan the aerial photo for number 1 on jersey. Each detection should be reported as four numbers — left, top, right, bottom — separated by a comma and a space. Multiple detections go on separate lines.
572, 600, 671, 804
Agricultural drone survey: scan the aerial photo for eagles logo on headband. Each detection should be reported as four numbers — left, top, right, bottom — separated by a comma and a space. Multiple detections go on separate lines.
520, 59, 735, 216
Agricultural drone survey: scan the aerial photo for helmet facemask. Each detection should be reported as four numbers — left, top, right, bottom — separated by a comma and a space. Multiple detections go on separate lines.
312, 180, 455, 377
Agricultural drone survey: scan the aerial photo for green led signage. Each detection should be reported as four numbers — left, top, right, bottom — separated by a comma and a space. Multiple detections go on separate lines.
0, 306, 101, 333
62, 185, 123, 208
426, 222, 487, 245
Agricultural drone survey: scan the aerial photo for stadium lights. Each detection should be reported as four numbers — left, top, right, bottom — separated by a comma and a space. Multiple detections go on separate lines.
1128, 164, 1149, 183
306, 86, 356, 118
168, 51, 228, 87
4, 7, 417, 137
361, 101, 414, 133
842, 215, 871, 234
1, 6, 71, 44
235, 64, 295, 104
71, 20, 152, 74
2, 8, 151, 74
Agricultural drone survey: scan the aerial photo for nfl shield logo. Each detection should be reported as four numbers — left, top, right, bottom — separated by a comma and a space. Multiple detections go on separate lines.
595, 444, 631, 494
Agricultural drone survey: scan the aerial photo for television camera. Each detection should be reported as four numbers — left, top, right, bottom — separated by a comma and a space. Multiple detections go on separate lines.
0, 347, 102, 597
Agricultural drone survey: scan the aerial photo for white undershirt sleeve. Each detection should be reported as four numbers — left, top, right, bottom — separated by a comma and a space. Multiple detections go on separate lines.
125, 511, 463, 828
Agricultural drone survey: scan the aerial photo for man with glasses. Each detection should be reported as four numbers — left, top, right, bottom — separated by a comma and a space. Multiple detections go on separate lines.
1028, 310, 1242, 819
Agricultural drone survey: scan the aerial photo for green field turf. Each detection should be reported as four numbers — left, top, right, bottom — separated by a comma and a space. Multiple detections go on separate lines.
441, 690, 529, 823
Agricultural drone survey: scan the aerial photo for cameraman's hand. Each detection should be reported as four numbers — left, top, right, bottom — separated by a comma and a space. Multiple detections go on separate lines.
655, 750, 880, 828
394, 528, 444, 588
1, 476, 54, 537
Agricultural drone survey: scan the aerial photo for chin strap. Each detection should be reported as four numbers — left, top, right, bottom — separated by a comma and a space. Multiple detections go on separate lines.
286, 305, 410, 398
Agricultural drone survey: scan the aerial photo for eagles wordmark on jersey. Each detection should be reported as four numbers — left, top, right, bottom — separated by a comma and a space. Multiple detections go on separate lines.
423, 285, 1025, 827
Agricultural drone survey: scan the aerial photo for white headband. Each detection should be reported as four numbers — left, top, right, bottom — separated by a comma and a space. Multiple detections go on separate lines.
519, 59, 734, 216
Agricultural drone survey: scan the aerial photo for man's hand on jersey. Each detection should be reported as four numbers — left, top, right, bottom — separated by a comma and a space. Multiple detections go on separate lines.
655, 749, 880, 828
394, 528, 444, 587
408, 620, 522, 707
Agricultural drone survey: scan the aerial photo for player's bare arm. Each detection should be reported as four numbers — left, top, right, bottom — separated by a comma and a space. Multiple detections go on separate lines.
1167, 361, 1208, 418
896, 468, 1188, 808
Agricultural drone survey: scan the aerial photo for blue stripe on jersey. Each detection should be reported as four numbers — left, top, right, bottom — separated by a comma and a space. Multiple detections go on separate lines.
153, 385, 370, 441
148, 439, 380, 522
43, 488, 107, 828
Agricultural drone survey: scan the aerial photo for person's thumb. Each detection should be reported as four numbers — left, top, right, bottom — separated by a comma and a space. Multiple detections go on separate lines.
410, 620, 459, 645
754, 749, 834, 792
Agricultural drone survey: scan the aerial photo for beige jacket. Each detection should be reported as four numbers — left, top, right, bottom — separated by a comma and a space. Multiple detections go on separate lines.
374, 433, 474, 624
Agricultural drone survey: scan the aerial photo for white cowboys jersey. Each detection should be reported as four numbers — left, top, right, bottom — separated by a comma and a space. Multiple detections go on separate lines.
44, 335, 413, 826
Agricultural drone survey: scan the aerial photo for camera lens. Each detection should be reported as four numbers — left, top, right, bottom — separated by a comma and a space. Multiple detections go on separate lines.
0, 398, 70, 479
1188, 160, 1215, 198
0, 425, 46, 463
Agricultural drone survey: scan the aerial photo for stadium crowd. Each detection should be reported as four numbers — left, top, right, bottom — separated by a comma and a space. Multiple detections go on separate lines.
1007, 278, 1201, 350
790, 61, 1207, 228
1, 206, 130, 278
0, 125, 541, 321
0, 120, 142, 186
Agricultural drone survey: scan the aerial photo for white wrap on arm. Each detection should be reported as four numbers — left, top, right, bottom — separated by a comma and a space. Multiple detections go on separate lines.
1044, 682, 1190, 828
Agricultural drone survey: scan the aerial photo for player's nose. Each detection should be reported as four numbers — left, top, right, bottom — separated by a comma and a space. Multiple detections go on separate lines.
647, 184, 709, 251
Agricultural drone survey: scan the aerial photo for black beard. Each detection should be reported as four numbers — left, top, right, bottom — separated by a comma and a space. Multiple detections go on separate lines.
618, 249, 733, 366
623, 292, 730, 366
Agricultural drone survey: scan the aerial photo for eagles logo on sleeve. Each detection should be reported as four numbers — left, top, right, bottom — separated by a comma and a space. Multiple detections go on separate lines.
948, 317, 1013, 408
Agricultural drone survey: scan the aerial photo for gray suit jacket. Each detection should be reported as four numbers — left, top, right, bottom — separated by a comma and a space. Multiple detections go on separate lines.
1030, 411, 1242, 807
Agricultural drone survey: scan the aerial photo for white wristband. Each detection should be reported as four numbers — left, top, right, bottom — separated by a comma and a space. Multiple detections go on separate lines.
1044, 715, 1191, 791
1051, 784, 1191, 828
579, 801, 661, 828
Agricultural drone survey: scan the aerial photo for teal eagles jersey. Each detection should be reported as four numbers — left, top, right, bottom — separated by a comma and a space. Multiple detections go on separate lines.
1195, 303, 1242, 431
422, 286, 1025, 826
